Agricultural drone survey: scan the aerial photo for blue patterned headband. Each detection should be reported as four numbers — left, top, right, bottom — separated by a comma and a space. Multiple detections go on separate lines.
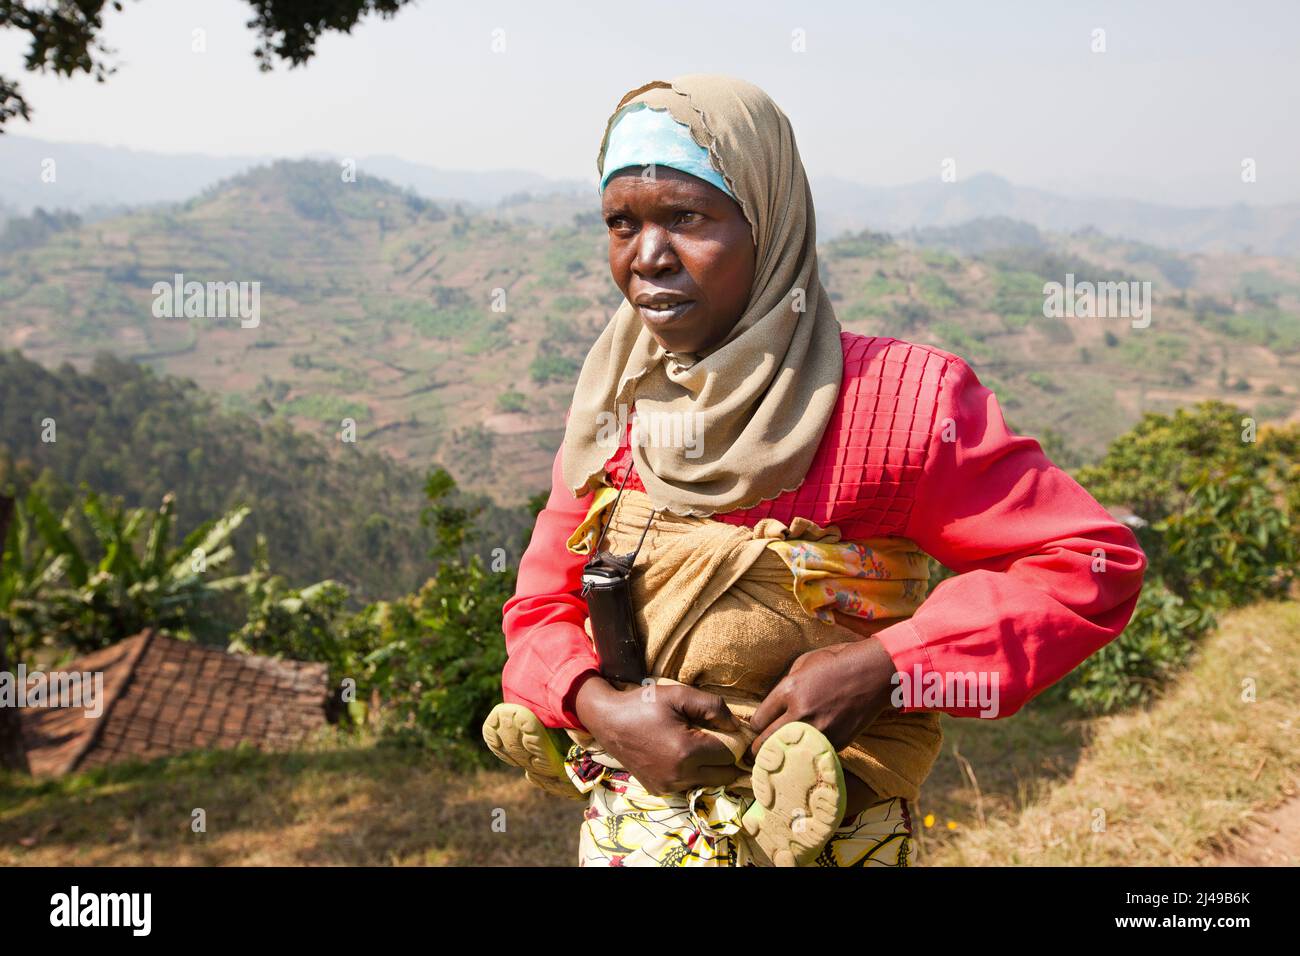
599, 103, 735, 199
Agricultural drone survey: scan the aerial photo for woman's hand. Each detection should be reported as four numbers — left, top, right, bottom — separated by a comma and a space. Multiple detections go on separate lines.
747, 637, 898, 762
573, 675, 743, 796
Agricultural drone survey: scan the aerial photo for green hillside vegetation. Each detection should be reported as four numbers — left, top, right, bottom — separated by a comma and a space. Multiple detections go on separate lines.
3, 161, 1298, 505
0, 351, 533, 603
5, 390, 1295, 764
2, 468, 528, 756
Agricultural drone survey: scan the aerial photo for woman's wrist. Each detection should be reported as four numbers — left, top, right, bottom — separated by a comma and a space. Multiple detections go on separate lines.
827, 617, 901, 712
853, 636, 901, 716
573, 672, 617, 733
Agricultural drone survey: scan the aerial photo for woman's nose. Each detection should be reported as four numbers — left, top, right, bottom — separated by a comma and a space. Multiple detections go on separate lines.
631, 225, 679, 278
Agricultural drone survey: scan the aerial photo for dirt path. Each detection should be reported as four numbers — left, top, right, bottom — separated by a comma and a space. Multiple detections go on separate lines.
1216, 791, 1300, 866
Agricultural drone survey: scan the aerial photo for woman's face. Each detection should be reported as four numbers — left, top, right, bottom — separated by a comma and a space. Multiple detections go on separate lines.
602, 166, 756, 354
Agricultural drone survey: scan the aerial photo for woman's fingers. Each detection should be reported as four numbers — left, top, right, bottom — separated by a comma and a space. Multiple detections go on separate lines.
747, 682, 790, 760
642, 742, 737, 795
671, 686, 739, 731
679, 724, 739, 768
746, 708, 789, 762
748, 681, 787, 733
686, 762, 743, 788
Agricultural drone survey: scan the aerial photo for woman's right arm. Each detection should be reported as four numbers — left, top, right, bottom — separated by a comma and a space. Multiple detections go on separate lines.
500, 445, 601, 729
501, 441, 742, 794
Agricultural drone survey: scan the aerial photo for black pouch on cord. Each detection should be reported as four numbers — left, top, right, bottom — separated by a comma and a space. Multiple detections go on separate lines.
581, 551, 645, 685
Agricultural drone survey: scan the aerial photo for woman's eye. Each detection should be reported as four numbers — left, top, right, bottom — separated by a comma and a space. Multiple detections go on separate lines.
605, 216, 634, 233
675, 211, 702, 226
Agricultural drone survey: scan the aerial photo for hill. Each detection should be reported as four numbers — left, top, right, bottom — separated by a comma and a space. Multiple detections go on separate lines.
922, 600, 1300, 865
6, 137, 1299, 254
0, 136, 589, 220
2, 160, 1300, 504
0, 351, 533, 602
815, 172, 1300, 257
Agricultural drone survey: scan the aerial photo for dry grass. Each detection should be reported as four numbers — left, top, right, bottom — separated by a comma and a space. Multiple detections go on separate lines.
3, 600, 1296, 866
0, 737, 578, 866
916, 600, 1300, 865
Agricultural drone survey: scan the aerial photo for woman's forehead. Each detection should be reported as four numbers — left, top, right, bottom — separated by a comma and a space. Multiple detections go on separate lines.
601, 167, 731, 207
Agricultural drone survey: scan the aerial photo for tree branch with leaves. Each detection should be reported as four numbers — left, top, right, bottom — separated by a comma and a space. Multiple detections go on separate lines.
0, 0, 417, 130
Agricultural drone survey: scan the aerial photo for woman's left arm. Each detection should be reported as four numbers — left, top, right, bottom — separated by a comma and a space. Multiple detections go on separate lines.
750, 354, 1147, 752
874, 355, 1148, 718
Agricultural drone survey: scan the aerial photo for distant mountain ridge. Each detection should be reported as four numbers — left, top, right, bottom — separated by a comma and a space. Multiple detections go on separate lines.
2, 136, 1298, 255
814, 173, 1300, 257
0, 136, 589, 219
3, 157, 1298, 508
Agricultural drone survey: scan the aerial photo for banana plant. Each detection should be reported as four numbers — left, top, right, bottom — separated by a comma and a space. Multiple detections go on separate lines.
0, 493, 74, 662
1, 487, 255, 659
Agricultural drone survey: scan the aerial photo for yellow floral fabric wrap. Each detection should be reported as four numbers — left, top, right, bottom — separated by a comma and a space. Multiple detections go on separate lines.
565, 486, 942, 804
566, 746, 917, 867
766, 536, 931, 624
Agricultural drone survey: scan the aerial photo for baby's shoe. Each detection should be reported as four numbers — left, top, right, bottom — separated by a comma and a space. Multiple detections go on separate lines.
482, 702, 586, 801
739, 721, 846, 867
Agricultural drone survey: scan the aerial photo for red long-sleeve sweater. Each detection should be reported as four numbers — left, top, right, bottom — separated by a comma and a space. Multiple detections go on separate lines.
501, 333, 1147, 728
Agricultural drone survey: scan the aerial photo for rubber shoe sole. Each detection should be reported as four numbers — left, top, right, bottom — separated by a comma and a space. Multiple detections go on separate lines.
481, 703, 585, 801
741, 721, 846, 867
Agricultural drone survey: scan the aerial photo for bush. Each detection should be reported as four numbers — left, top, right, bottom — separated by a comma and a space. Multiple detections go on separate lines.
1063, 404, 1299, 712
529, 351, 580, 385
361, 558, 513, 754
224, 469, 523, 750
1150, 472, 1295, 608
228, 542, 372, 686
1026, 371, 1058, 392
1063, 582, 1214, 713
356, 468, 518, 754
496, 389, 527, 414
1075, 401, 1271, 523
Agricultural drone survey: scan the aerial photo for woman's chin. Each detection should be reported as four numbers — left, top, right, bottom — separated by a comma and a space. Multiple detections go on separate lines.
649, 333, 704, 355
637, 305, 714, 354
638, 303, 694, 337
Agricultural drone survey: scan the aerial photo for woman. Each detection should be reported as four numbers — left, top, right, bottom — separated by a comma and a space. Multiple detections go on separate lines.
488, 75, 1146, 867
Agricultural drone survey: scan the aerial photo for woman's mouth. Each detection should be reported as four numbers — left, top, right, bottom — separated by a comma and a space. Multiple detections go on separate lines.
636, 299, 696, 325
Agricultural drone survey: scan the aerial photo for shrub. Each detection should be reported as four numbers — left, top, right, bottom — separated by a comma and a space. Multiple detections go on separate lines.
529, 351, 580, 384
361, 557, 512, 755
496, 389, 527, 413
1063, 404, 1299, 712
228, 543, 372, 685
1063, 581, 1214, 713
1150, 472, 1295, 608
357, 468, 518, 755
1075, 401, 1271, 523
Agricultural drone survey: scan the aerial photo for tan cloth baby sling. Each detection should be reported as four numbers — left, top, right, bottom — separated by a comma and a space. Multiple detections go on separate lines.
566, 486, 943, 802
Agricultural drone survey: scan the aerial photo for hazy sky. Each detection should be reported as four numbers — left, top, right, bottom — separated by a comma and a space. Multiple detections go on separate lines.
3, 0, 1297, 205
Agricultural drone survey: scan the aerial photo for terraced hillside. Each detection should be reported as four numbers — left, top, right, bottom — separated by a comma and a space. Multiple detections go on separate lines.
3, 160, 1299, 503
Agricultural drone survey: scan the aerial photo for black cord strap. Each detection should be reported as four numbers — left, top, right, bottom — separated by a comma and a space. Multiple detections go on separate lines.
590, 460, 657, 566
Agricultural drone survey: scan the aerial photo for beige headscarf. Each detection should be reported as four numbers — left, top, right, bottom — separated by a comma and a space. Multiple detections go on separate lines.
560, 75, 844, 517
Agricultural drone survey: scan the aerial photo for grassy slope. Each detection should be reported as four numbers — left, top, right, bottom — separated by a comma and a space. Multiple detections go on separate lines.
0, 737, 578, 866
919, 599, 1300, 865
3, 162, 1299, 504
3, 600, 1296, 866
